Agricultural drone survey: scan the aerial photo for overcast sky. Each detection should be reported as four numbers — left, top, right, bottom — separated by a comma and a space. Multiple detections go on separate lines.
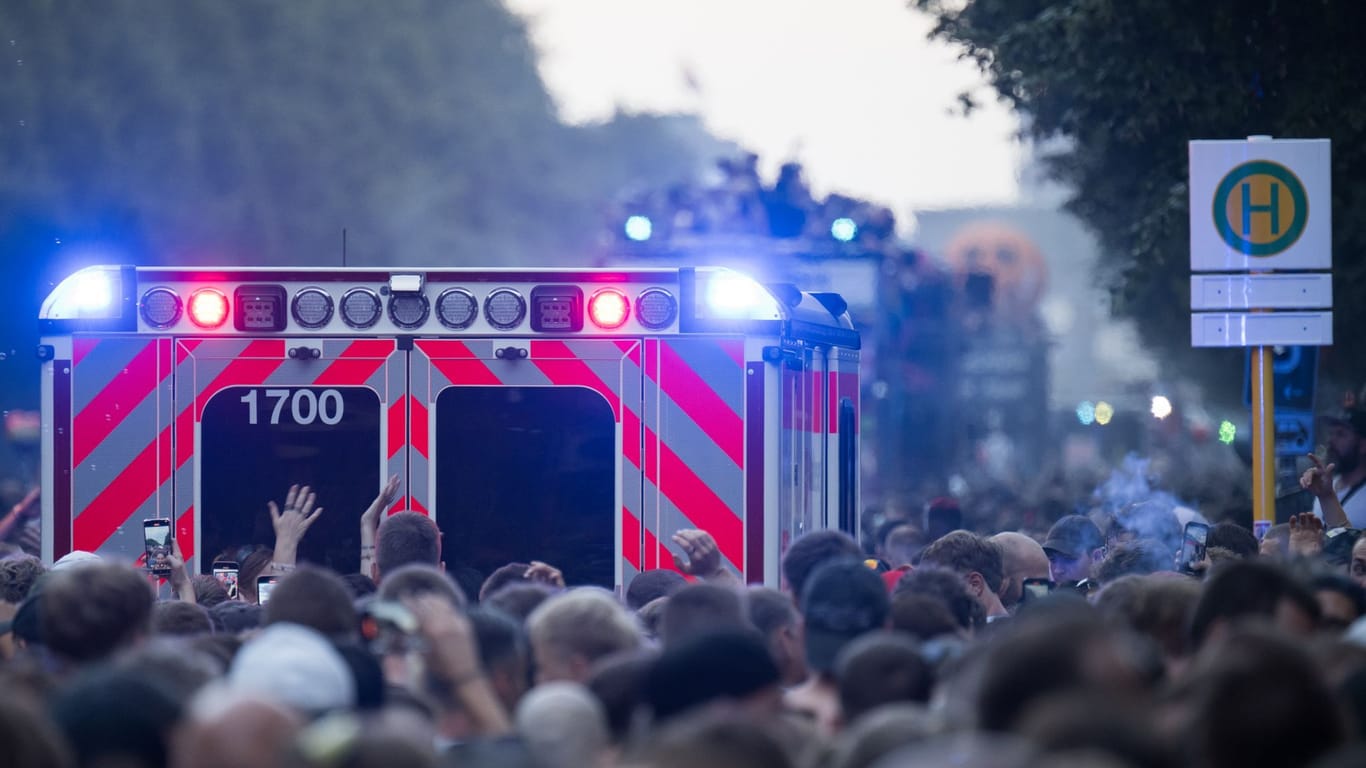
505, 0, 1023, 220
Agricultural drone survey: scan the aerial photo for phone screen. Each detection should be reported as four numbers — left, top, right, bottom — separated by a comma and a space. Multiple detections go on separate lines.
143, 519, 172, 574
213, 562, 239, 599
257, 575, 279, 604
1022, 578, 1055, 603
1180, 522, 1209, 573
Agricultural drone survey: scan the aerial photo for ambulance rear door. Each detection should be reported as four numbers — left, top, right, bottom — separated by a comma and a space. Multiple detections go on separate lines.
411, 338, 641, 589
175, 337, 404, 572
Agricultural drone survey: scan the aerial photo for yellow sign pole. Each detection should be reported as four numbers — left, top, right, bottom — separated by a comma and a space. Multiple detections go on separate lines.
1250, 344, 1276, 532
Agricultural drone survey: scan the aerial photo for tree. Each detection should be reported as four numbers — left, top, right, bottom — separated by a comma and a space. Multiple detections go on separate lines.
913, 0, 1366, 407
0, 0, 719, 408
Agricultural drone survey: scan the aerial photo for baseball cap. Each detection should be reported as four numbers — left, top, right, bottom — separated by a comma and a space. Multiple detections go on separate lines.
801, 559, 889, 673
1041, 515, 1105, 561
51, 550, 101, 572
1323, 408, 1366, 437
229, 622, 356, 714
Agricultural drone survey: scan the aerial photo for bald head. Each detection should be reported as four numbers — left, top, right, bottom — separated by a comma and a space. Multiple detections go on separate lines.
173, 690, 303, 768
989, 532, 1052, 609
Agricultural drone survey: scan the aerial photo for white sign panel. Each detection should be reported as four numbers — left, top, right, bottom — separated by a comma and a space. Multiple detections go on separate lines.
1191, 311, 1333, 347
1190, 273, 1332, 310
1189, 138, 1331, 271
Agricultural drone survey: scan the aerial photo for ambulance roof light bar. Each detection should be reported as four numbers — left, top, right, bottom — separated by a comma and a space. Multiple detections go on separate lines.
39, 265, 137, 332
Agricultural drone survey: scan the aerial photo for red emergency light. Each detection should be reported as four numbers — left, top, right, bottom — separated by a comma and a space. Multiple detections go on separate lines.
188, 289, 229, 328
588, 289, 629, 329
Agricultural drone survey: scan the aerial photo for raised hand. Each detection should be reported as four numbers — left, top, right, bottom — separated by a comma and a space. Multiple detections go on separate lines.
1288, 512, 1325, 557
671, 529, 726, 579
362, 475, 401, 536
524, 561, 565, 589
167, 537, 196, 604
269, 484, 323, 565
1301, 454, 1337, 499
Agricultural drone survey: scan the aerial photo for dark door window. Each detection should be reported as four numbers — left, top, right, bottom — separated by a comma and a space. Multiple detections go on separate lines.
200, 386, 382, 573
435, 386, 615, 588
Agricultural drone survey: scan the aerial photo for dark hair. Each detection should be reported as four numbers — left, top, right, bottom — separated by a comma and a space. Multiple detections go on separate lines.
1186, 627, 1346, 768
638, 709, 791, 768
263, 565, 357, 640
479, 562, 531, 602
0, 696, 72, 768
152, 601, 214, 637
484, 583, 554, 624
469, 606, 527, 673
919, 531, 1004, 595
114, 638, 222, 703
239, 548, 272, 599
1312, 572, 1366, 618
894, 566, 982, 632
208, 601, 263, 635
588, 649, 658, 746
745, 586, 798, 636
782, 530, 863, 601
1207, 522, 1258, 559
835, 632, 933, 723
626, 569, 687, 611
341, 573, 378, 599
976, 614, 1138, 732
376, 563, 467, 608
1096, 539, 1174, 583
660, 583, 750, 648
0, 556, 45, 603
646, 630, 780, 723
189, 574, 229, 608
41, 563, 153, 663
50, 667, 181, 768
891, 592, 964, 641
375, 512, 441, 577
1190, 560, 1320, 650
1130, 577, 1201, 660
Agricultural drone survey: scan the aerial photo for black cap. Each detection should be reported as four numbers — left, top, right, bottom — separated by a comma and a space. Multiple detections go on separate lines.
1324, 408, 1366, 438
1042, 515, 1105, 561
801, 559, 889, 673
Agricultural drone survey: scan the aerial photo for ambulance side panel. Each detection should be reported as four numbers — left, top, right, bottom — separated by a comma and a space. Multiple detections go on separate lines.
640, 337, 747, 580
60, 336, 176, 565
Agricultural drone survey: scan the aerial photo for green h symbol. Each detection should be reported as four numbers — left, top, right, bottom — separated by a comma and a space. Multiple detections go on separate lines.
1240, 181, 1280, 236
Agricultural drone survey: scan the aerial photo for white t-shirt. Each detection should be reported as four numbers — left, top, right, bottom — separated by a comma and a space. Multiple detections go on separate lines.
1311, 477, 1366, 529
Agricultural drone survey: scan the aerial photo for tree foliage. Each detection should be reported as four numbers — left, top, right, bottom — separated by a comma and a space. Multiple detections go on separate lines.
0, 0, 722, 406
914, 0, 1366, 405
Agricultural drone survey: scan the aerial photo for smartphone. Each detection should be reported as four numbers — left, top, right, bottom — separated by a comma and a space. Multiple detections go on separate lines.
257, 575, 280, 605
1179, 521, 1210, 574
143, 518, 172, 575
1022, 577, 1055, 603
213, 561, 239, 600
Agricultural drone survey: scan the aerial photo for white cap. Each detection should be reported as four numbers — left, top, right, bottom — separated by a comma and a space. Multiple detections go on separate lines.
229, 623, 356, 714
51, 550, 102, 571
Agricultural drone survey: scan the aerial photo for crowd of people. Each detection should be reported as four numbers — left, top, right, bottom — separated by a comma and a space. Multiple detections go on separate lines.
611, 153, 897, 248
5, 450, 1366, 768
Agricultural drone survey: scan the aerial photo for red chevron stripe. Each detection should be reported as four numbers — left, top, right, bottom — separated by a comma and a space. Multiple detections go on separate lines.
623, 406, 641, 469
623, 507, 641, 571
657, 440, 743, 566
176, 506, 195, 560
655, 342, 743, 466
387, 399, 406, 460
74, 426, 168, 552
73, 341, 164, 466
73, 338, 99, 367
411, 397, 430, 459
176, 340, 288, 468
528, 340, 621, 422
313, 339, 393, 386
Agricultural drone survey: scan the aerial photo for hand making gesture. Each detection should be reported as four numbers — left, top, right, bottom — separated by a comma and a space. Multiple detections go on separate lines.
268, 484, 323, 569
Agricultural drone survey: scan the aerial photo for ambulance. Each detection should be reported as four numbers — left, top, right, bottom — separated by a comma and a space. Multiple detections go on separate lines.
37, 265, 860, 589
